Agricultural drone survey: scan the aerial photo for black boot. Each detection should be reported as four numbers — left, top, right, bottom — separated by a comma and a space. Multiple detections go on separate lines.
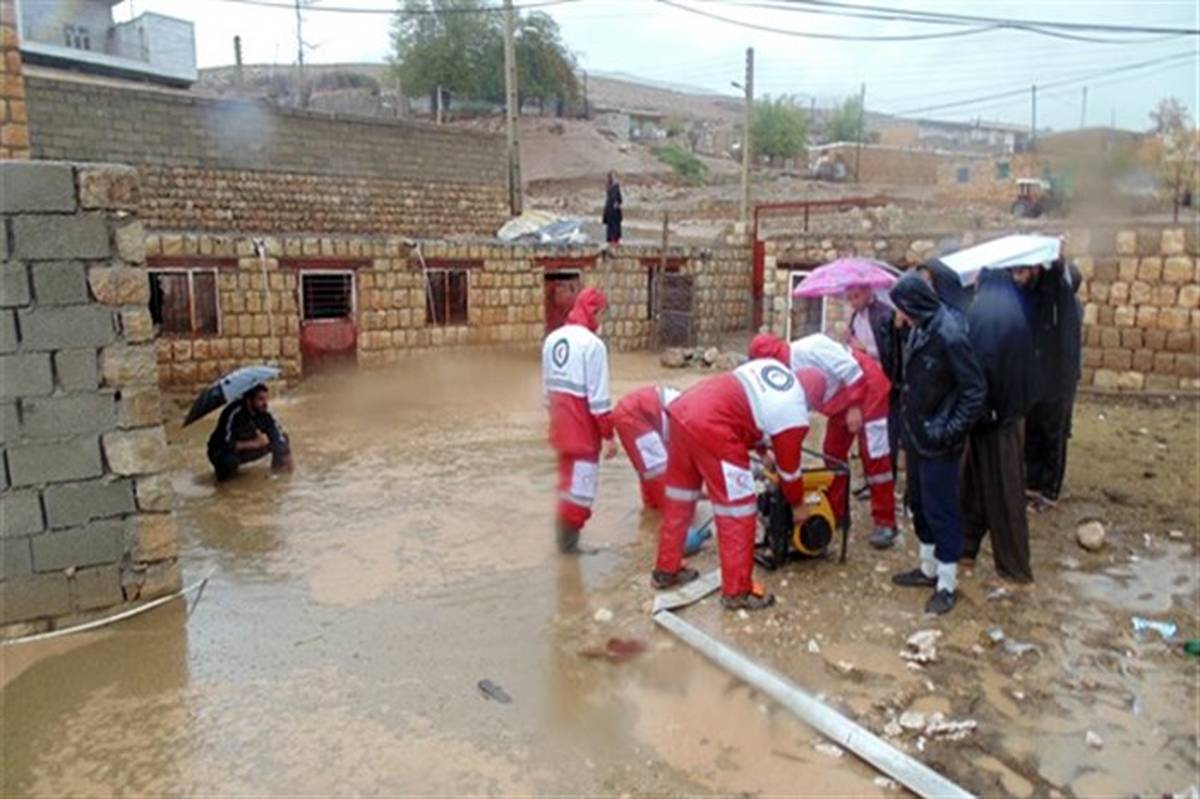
651, 567, 700, 590
720, 592, 776, 611
925, 589, 957, 615
892, 568, 937, 588
556, 520, 582, 554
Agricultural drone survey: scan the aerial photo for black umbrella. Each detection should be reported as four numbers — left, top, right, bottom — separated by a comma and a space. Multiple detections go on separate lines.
183, 365, 281, 427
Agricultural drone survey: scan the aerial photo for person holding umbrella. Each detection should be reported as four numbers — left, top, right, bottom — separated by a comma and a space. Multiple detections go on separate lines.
206, 384, 292, 481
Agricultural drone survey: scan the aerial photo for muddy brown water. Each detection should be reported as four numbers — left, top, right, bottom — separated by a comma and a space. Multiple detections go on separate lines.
3, 352, 1197, 796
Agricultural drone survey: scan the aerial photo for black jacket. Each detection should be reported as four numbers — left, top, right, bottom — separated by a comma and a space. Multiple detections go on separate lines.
850, 298, 901, 388
967, 269, 1036, 429
1031, 260, 1083, 402
602, 183, 623, 226
890, 273, 986, 459
207, 398, 285, 456
923, 259, 974, 316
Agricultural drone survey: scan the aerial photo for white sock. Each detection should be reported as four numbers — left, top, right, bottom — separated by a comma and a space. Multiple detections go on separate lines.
936, 560, 958, 594
919, 544, 936, 578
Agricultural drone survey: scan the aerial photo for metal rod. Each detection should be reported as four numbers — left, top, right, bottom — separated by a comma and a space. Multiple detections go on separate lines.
653, 611, 975, 799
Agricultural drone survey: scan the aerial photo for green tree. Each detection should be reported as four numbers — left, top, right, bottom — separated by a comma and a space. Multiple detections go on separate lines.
825, 95, 866, 143
752, 95, 808, 164
515, 12, 579, 110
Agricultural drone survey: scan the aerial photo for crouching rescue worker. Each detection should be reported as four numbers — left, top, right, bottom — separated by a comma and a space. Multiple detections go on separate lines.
207, 384, 292, 481
542, 288, 618, 554
751, 332, 897, 549
889, 273, 985, 615
613, 385, 681, 512
653, 356, 810, 611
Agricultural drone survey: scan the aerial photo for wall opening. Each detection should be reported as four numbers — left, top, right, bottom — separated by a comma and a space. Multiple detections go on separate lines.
149, 267, 220, 336
786, 269, 826, 339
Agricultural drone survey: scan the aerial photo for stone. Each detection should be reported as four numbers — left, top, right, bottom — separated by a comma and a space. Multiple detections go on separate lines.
715, 351, 747, 370
77, 165, 140, 210
703, 347, 720, 366
1116, 231, 1137, 255
1159, 308, 1190, 331
30, 261, 88, 305
100, 344, 157, 387
118, 386, 163, 430
1163, 257, 1194, 285
593, 607, 613, 623
1117, 371, 1145, 391
0, 574, 71, 624
0, 352, 53, 398
1093, 369, 1119, 390
140, 559, 183, 599
31, 519, 128, 572
0, 311, 14, 354
899, 711, 926, 731
7, 436, 103, 485
1178, 285, 1200, 309
883, 720, 903, 738
72, 564, 125, 611
42, 477, 135, 528
19, 393, 117, 438
0, 260, 29, 307
87, 266, 149, 306
133, 513, 179, 561
1136, 258, 1162, 283
11, 214, 109, 260
54, 349, 99, 391
17, 306, 115, 350
1163, 228, 1186, 255
120, 308, 154, 343
134, 474, 174, 512
1114, 306, 1136, 328
1076, 520, 1106, 551
0, 161, 75, 213
660, 348, 688, 368
813, 743, 844, 759
3, 536, 34, 578
0, 489, 43, 536
1086, 730, 1104, 749
113, 220, 145, 263
102, 428, 168, 476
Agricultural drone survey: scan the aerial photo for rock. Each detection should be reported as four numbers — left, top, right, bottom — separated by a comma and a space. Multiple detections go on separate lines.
714, 351, 747, 370
1057, 556, 1081, 570
899, 711, 926, 731
737, 609, 750, 621
593, 607, 613, 623
874, 777, 898, 791
1076, 520, 1106, 552
703, 347, 720, 366
807, 639, 821, 654
814, 742, 844, 758
1169, 529, 1186, 541
883, 720, 903, 738
1086, 730, 1104, 749
986, 627, 1006, 645
836, 660, 855, 674
660, 348, 688, 368
901, 629, 941, 663
926, 717, 977, 740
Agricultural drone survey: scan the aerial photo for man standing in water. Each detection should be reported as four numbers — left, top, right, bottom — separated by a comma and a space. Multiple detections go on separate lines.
542, 288, 618, 554
207, 384, 292, 481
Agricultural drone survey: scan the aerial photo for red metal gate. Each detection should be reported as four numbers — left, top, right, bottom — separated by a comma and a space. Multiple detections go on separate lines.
298, 269, 357, 370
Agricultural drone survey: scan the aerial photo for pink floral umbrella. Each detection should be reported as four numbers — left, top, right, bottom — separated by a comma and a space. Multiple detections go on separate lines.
792, 258, 898, 298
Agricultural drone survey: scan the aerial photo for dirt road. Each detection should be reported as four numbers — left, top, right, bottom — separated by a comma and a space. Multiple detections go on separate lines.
3, 353, 1196, 796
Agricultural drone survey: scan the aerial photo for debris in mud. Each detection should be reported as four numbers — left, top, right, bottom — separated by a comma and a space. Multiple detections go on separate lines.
813, 742, 845, 758
874, 776, 898, 791
1002, 638, 1040, 659
883, 719, 903, 737
924, 713, 977, 740
477, 679, 513, 704
660, 348, 689, 368
986, 587, 1011, 601
985, 627, 1006, 646
593, 607, 614, 623
807, 639, 821, 654
1131, 616, 1178, 640
899, 711, 926, 731
1076, 520, 1107, 552
1085, 729, 1104, 749
659, 346, 746, 371
1168, 529, 1186, 541
835, 660, 855, 674
901, 629, 941, 664
1057, 555, 1081, 570
579, 637, 648, 663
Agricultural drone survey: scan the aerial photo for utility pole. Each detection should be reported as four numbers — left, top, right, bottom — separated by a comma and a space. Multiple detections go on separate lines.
233, 36, 244, 91
1080, 86, 1088, 129
854, 82, 866, 182
739, 47, 754, 227
582, 69, 589, 118
503, 0, 523, 215
294, 0, 306, 108
1030, 84, 1037, 149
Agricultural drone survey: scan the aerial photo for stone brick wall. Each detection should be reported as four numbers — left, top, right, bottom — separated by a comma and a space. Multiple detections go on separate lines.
1, 161, 179, 638
759, 224, 1200, 393
23, 73, 508, 236
144, 231, 751, 389
0, 0, 28, 160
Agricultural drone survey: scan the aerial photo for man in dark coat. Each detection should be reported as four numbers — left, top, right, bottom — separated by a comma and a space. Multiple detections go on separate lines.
961, 267, 1038, 582
889, 272, 986, 615
1025, 260, 1083, 508
207, 384, 292, 481
602, 171, 623, 245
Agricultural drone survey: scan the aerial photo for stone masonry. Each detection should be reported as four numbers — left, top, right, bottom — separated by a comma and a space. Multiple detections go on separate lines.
0, 0, 28, 160
1, 160, 180, 638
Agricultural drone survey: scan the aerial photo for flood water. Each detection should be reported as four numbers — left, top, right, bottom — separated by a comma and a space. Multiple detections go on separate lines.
2, 352, 1196, 796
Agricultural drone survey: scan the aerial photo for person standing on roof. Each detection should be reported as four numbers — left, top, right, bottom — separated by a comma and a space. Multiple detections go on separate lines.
612, 385, 681, 512
542, 287, 618, 554
602, 171, 623, 245
652, 353, 810, 611
749, 333, 897, 549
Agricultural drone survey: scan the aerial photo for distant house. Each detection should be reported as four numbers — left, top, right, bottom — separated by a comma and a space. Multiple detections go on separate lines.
15, 0, 196, 87
593, 106, 666, 141
874, 116, 1030, 155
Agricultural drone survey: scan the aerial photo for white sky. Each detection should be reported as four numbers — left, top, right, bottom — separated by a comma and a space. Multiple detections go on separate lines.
111, 0, 1200, 131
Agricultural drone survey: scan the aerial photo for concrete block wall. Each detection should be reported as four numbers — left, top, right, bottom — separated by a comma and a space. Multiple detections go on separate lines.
759, 224, 1200, 392
1, 160, 179, 638
0, 0, 28, 160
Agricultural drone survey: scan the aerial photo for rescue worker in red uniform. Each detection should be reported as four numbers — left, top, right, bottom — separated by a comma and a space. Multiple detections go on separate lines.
612, 385, 681, 512
542, 288, 618, 554
749, 333, 897, 548
653, 357, 810, 610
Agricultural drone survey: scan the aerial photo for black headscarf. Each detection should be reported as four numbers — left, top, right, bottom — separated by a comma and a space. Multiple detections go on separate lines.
891, 271, 941, 325
921, 259, 973, 316
967, 269, 1036, 427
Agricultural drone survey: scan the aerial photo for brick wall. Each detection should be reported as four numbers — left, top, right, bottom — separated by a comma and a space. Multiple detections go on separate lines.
0, 0, 28, 159
815, 144, 943, 185
760, 225, 1200, 393
23, 73, 508, 236
1, 161, 180, 638
143, 231, 752, 389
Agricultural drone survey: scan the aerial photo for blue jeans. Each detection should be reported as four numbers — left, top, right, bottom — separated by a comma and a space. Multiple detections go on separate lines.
906, 447, 964, 564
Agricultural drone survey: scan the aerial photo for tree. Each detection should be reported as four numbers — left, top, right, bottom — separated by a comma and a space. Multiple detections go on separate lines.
514, 12, 578, 111
1143, 98, 1199, 220
825, 95, 866, 143
1150, 97, 1188, 135
752, 95, 808, 165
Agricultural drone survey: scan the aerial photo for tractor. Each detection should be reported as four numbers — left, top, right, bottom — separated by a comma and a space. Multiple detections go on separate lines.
1011, 177, 1064, 218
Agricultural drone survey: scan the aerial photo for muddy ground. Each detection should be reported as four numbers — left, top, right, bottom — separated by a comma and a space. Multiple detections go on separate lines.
2, 352, 1197, 796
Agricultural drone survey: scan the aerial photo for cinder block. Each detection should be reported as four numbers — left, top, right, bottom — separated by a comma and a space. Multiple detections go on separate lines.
54, 349, 99, 391
0, 352, 53, 398
0, 402, 17, 445
7, 437, 103, 486
0, 310, 16, 354
71, 564, 124, 611
3, 537, 34, 579
17, 306, 115, 350
11, 214, 110, 261
0, 489, 44, 536
0, 261, 30, 308
0, 573, 70, 624
31, 261, 88, 305
19, 393, 118, 438
0, 161, 76, 213
42, 477, 135, 528
31, 518, 128, 572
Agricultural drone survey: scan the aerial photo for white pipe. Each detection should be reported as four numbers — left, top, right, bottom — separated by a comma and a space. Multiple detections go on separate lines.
653, 610, 975, 799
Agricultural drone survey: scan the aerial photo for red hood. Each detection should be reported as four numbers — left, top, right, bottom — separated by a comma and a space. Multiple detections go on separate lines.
748, 333, 791, 366
566, 287, 607, 331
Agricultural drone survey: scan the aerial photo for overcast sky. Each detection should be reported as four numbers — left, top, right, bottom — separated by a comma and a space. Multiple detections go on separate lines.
111, 0, 1198, 131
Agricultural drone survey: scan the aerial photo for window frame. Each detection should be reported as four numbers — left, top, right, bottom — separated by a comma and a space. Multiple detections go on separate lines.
63, 25, 91, 50
424, 268, 471, 327
995, 161, 1011, 180
147, 266, 222, 338
786, 269, 828, 340
956, 166, 971, 184
298, 269, 357, 323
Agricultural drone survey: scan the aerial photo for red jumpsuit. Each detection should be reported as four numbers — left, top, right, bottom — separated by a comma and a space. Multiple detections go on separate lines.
752, 333, 895, 530
542, 288, 613, 531
613, 385, 680, 511
655, 359, 810, 597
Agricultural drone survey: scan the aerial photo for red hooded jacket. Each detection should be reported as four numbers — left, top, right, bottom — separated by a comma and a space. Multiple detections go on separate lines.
542, 288, 614, 455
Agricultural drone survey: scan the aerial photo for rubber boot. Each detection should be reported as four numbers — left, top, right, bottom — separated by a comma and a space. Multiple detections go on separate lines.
556, 520, 582, 554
